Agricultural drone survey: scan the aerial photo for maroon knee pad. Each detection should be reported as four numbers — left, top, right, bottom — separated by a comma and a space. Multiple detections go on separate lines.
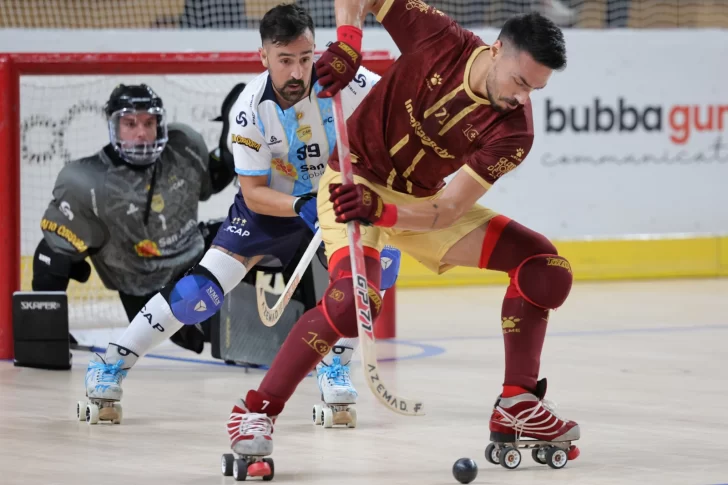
321, 277, 383, 337
512, 254, 573, 309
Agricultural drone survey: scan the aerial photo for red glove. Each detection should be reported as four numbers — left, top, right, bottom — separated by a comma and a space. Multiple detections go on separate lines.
315, 26, 363, 98
329, 183, 398, 227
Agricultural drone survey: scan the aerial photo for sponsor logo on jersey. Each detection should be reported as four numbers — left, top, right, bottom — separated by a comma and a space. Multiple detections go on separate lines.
59, 200, 74, 221
41, 218, 88, 253
38, 253, 51, 265
151, 194, 165, 213
236, 111, 247, 126
231, 134, 261, 152
299, 162, 325, 180
462, 124, 479, 142
354, 73, 366, 88
269, 136, 282, 145
404, 99, 455, 159
272, 158, 298, 178
486, 158, 518, 180
223, 225, 251, 237
296, 125, 312, 143
135, 239, 161, 257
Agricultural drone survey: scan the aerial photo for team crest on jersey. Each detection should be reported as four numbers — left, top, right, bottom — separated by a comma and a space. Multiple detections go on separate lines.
296, 125, 312, 142
272, 158, 298, 178
151, 194, 164, 213
135, 239, 161, 257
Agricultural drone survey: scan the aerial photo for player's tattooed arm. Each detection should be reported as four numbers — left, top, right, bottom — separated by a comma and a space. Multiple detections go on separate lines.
391, 170, 489, 231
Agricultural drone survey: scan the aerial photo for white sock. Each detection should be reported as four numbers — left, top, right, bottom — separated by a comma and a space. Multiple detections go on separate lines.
322, 337, 359, 366
109, 248, 249, 364
110, 293, 184, 360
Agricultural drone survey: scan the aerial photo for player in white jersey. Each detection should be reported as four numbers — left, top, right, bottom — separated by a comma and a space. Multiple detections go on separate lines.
81, 4, 400, 433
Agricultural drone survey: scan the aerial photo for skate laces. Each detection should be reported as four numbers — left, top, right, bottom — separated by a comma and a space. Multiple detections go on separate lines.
236, 413, 272, 435
497, 398, 564, 441
322, 356, 351, 387
89, 359, 127, 384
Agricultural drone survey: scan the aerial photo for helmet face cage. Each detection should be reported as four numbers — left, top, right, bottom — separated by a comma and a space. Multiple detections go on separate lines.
104, 84, 168, 166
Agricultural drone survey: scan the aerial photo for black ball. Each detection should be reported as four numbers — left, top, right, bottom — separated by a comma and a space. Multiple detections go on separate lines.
452, 458, 478, 484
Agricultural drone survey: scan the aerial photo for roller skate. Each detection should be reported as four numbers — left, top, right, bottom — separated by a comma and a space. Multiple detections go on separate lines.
484, 378, 580, 470
312, 350, 358, 428
77, 344, 138, 425
221, 391, 282, 481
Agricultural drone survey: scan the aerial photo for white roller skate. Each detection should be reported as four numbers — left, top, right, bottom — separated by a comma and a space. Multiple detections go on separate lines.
485, 378, 580, 470
222, 393, 280, 481
312, 351, 358, 428
77, 344, 137, 425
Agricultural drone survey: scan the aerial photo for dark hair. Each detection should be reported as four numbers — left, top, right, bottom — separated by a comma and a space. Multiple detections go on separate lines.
498, 13, 566, 71
260, 4, 315, 45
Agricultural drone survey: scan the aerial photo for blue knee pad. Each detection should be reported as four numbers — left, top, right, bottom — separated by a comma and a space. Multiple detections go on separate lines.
380, 245, 401, 291
166, 267, 224, 325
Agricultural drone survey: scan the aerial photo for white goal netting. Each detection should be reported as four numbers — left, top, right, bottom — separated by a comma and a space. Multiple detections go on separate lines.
1, 0, 727, 29
20, 72, 259, 330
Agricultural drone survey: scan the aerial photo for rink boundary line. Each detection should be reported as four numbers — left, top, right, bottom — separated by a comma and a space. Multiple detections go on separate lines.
64, 338, 447, 368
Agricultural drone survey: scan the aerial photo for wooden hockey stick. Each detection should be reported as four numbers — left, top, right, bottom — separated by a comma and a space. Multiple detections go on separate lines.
255, 229, 323, 327
331, 92, 425, 417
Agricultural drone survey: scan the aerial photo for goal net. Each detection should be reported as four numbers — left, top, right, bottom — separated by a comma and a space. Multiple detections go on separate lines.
0, 52, 392, 357
1, 0, 727, 29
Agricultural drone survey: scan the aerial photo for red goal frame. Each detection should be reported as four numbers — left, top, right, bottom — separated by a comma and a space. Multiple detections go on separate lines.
0, 51, 395, 359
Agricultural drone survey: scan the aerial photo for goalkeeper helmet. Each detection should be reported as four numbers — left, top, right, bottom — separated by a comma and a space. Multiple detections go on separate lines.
104, 84, 168, 166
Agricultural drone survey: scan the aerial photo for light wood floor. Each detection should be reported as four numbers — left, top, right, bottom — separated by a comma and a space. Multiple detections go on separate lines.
1, 279, 728, 485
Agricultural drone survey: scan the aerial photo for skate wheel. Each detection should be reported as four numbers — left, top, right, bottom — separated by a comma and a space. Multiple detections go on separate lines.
545, 446, 568, 469
112, 402, 123, 425
248, 460, 271, 478
232, 458, 248, 481
86, 403, 99, 425
567, 445, 580, 461
262, 458, 275, 481
221, 453, 234, 476
76, 401, 86, 421
484, 443, 499, 465
322, 407, 334, 428
312, 404, 323, 425
346, 407, 357, 428
532, 447, 547, 465
499, 446, 521, 470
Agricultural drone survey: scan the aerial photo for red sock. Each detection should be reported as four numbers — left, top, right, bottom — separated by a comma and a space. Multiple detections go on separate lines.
258, 304, 340, 402
479, 216, 556, 393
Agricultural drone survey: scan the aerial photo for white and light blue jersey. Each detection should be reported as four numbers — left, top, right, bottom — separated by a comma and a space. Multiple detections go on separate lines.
227, 67, 379, 196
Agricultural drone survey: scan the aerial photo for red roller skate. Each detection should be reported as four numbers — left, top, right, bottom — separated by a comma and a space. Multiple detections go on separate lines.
221, 391, 284, 481
485, 378, 580, 470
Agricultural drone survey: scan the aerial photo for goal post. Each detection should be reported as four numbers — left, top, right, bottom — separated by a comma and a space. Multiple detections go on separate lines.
0, 51, 394, 359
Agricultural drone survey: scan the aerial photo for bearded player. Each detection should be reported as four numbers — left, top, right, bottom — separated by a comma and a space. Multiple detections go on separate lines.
224, 0, 580, 471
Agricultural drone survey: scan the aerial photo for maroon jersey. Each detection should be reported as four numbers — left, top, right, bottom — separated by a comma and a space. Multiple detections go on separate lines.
329, 0, 533, 197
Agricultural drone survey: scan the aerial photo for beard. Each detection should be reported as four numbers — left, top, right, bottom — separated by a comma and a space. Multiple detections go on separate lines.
275, 78, 308, 104
485, 71, 518, 113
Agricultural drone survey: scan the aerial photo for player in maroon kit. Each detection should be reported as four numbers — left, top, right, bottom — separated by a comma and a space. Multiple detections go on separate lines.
225, 0, 580, 472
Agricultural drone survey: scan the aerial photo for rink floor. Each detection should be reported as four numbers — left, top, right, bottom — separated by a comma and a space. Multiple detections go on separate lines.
1, 279, 727, 485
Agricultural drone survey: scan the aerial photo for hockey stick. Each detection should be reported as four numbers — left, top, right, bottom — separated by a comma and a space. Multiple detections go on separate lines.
255, 229, 323, 327
331, 92, 425, 417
